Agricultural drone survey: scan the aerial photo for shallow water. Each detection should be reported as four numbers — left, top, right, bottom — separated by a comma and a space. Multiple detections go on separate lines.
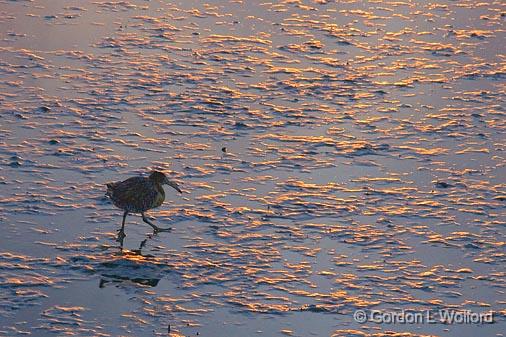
0, 0, 505, 336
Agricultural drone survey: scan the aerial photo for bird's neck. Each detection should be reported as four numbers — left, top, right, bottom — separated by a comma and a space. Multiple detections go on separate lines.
154, 182, 165, 196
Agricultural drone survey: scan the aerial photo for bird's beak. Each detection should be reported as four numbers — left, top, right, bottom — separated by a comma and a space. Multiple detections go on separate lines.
165, 178, 182, 193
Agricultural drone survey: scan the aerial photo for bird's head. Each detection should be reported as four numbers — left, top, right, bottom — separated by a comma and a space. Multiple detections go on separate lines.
149, 171, 182, 193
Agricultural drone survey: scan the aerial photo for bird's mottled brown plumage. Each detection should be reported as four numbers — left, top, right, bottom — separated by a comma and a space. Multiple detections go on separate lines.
106, 171, 182, 239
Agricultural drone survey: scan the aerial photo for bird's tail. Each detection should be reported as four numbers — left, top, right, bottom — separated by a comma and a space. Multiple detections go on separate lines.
105, 183, 114, 198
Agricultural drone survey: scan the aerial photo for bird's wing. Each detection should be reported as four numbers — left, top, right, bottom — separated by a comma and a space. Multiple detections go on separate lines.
108, 177, 156, 212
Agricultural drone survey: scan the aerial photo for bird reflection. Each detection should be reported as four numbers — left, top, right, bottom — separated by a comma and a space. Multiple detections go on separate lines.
99, 273, 160, 288
99, 233, 163, 288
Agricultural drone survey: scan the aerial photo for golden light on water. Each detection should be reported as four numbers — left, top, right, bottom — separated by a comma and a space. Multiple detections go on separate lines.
0, 0, 504, 336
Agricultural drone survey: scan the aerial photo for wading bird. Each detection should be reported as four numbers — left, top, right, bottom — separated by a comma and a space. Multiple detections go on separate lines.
106, 171, 182, 241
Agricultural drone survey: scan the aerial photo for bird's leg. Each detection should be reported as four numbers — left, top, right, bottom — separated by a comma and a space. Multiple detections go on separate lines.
141, 213, 157, 230
116, 211, 128, 242
142, 213, 172, 233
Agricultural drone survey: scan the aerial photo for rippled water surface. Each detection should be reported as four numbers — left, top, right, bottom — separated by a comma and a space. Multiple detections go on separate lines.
0, 1, 505, 336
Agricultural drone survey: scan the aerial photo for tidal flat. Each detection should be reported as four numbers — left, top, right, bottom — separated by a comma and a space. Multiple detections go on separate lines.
0, 1, 504, 336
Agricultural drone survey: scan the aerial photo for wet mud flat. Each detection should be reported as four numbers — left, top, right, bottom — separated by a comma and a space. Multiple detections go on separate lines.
0, 0, 505, 336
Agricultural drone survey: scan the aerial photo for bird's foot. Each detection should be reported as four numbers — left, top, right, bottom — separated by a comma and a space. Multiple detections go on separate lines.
116, 230, 126, 242
153, 226, 172, 233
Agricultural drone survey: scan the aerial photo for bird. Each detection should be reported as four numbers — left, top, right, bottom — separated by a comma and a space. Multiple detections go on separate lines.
106, 171, 182, 241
